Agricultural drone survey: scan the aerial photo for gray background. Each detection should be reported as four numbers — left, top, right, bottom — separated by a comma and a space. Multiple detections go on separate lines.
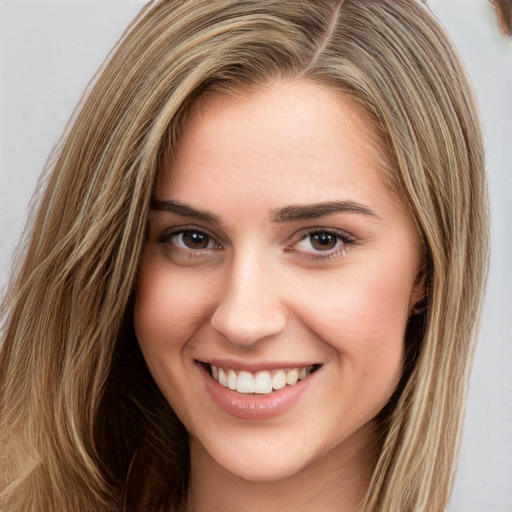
0, 1, 510, 510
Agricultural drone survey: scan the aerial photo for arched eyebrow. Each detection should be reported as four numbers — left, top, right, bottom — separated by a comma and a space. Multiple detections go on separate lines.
151, 199, 221, 223
151, 199, 380, 223
270, 200, 380, 222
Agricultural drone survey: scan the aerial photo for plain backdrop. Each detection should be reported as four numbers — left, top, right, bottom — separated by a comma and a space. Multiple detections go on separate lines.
0, 1, 511, 510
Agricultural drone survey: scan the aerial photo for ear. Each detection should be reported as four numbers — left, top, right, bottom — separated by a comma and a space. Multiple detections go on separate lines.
408, 263, 427, 317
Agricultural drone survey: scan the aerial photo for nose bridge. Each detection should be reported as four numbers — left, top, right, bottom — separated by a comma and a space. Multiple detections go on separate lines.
211, 247, 286, 346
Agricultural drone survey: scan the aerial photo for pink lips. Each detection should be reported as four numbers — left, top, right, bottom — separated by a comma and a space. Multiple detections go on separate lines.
199, 363, 318, 420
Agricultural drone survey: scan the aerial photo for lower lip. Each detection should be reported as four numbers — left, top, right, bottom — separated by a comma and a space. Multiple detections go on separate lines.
199, 364, 319, 420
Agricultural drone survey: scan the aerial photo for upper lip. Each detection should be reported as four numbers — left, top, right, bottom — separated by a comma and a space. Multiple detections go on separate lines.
196, 358, 322, 372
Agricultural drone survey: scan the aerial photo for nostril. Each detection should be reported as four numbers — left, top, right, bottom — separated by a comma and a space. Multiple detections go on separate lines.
210, 296, 287, 347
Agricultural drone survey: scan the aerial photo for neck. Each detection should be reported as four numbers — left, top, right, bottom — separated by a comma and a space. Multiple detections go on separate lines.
186, 423, 378, 512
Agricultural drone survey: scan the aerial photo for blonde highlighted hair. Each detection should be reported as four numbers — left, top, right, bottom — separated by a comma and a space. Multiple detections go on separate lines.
0, 1, 489, 510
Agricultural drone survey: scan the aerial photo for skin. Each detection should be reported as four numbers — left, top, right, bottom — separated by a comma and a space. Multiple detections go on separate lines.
134, 79, 424, 511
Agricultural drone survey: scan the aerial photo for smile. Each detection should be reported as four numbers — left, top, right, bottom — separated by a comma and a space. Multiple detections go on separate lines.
198, 361, 324, 419
205, 364, 320, 395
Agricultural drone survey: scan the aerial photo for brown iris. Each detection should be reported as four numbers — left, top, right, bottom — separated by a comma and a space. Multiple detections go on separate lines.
181, 230, 210, 249
310, 232, 338, 251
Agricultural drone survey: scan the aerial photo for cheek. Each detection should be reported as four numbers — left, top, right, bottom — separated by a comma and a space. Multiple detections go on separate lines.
312, 265, 410, 417
132, 259, 221, 419
307, 270, 412, 341
133, 260, 215, 355
296, 253, 416, 383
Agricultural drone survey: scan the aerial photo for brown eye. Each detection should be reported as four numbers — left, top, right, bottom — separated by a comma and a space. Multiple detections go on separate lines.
180, 230, 211, 249
294, 229, 354, 259
310, 232, 338, 251
163, 230, 217, 251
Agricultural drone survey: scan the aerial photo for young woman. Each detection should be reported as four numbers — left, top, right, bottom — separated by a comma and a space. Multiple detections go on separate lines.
0, 1, 489, 511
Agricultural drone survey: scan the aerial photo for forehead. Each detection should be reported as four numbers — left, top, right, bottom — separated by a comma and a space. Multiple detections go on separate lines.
179, 79, 387, 167
157, 79, 400, 213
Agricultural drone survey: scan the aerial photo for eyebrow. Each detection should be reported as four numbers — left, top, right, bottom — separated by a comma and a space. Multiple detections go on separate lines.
151, 199, 379, 223
151, 199, 222, 222
270, 200, 380, 223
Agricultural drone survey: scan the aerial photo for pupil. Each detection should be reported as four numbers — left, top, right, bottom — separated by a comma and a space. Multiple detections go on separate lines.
311, 232, 336, 251
183, 231, 209, 249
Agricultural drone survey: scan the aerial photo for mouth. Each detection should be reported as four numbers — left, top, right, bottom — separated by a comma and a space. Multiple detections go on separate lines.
200, 362, 322, 395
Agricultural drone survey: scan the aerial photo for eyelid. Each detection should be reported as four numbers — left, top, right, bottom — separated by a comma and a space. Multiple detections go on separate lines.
157, 225, 224, 250
287, 227, 356, 259
155, 224, 356, 261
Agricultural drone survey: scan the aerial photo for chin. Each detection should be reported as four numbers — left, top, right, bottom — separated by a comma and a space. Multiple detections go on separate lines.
216, 451, 311, 483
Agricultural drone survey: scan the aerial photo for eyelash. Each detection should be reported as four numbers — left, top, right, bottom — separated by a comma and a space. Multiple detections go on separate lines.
287, 229, 355, 261
157, 226, 355, 261
157, 227, 222, 255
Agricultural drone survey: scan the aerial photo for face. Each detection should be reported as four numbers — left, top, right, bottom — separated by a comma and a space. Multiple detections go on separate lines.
134, 80, 423, 482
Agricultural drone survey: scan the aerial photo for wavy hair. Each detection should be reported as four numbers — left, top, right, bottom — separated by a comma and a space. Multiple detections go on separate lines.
0, 1, 489, 510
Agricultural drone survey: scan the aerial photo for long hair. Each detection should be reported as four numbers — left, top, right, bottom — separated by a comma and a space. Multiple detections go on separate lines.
0, 1, 489, 510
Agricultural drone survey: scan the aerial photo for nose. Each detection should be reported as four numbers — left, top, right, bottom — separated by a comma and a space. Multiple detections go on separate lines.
211, 254, 287, 346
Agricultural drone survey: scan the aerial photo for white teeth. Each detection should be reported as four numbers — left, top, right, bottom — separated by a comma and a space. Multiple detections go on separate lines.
227, 370, 237, 390
286, 368, 298, 386
272, 370, 286, 390
254, 371, 273, 394
237, 371, 255, 393
208, 364, 316, 395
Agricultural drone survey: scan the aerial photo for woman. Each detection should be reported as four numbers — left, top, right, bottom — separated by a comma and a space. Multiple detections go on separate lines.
0, 1, 489, 511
